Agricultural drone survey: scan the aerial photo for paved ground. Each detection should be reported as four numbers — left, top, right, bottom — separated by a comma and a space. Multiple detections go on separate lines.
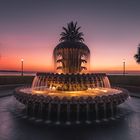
0, 89, 14, 98
129, 92, 140, 98
0, 85, 140, 140
0, 95, 140, 140
0, 84, 23, 98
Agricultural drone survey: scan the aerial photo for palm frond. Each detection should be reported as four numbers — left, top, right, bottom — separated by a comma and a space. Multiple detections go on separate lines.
134, 46, 140, 64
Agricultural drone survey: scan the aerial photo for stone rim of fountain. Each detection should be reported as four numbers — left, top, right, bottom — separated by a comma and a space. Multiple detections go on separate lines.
14, 87, 128, 104
14, 85, 129, 125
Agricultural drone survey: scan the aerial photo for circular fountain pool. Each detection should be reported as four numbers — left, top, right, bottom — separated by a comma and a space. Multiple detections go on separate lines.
14, 73, 128, 124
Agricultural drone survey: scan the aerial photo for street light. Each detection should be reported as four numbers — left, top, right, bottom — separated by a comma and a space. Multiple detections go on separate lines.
21, 59, 24, 76
123, 59, 125, 76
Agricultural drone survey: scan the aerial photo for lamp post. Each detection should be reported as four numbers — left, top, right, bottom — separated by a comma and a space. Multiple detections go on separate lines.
21, 59, 24, 76
123, 59, 125, 76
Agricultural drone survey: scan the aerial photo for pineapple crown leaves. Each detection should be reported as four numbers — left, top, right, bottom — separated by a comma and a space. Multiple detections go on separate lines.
60, 21, 84, 42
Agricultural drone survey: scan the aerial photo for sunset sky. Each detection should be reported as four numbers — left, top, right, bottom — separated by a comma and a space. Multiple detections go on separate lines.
0, 0, 140, 72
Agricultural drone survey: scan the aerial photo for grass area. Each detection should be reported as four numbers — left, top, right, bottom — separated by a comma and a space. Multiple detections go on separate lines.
108, 75, 140, 87
0, 76, 34, 85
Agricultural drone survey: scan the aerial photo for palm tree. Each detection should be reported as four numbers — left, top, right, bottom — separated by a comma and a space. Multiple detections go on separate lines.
134, 44, 140, 63
60, 21, 84, 42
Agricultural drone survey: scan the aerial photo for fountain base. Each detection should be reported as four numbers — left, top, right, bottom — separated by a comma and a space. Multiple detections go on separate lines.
14, 86, 129, 124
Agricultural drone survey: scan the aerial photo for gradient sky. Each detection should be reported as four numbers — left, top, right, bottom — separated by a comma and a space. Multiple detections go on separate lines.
0, 0, 140, 72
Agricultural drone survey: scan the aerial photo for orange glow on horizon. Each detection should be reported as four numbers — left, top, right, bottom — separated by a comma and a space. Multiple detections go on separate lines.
0, 0, 140, 74
0, 31, 139, 73
0, 43, 139, 73
0, 55, 139, 73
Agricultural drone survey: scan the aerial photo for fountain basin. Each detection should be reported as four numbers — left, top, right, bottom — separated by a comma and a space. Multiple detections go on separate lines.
14, 85, 129, 124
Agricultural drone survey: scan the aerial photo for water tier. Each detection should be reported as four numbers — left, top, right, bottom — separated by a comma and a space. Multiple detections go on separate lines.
14, 86, 128, 124
32, 73, 111, 92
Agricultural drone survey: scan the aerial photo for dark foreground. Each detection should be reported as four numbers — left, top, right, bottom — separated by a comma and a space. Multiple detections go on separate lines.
0, 95, 140, 140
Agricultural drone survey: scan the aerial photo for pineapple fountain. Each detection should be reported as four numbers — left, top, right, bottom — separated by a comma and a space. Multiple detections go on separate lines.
14, 22, 128, 125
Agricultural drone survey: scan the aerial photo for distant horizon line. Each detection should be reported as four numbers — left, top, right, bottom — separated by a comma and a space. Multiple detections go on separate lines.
0, 69, 140, 74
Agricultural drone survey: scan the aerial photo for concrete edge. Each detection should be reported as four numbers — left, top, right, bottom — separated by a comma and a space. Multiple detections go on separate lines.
0, 93, 13, 98
0, 84, 27, 90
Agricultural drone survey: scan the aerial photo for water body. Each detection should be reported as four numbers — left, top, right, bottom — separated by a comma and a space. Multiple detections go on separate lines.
0, 71, 35, 76
0, 96, 140, 140
1, 71, 140, 76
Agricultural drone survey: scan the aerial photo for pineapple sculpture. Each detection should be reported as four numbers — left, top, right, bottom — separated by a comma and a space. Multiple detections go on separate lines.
53, 21, 90, 74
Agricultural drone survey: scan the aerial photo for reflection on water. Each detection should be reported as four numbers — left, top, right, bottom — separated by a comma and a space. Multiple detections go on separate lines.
0, 96, 140, 140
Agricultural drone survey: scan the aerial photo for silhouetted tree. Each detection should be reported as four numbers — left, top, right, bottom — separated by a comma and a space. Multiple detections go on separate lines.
134, 44, 140, 63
